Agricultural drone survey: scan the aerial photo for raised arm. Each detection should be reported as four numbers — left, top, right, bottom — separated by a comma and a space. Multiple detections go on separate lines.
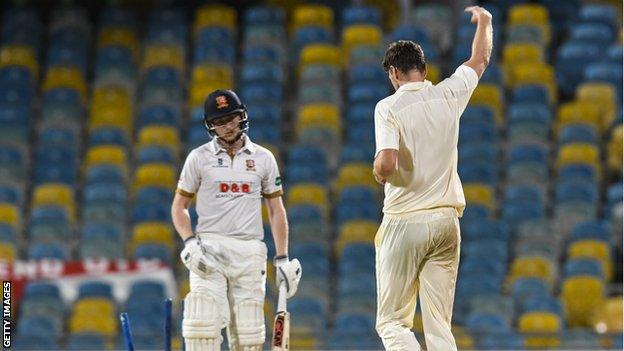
463, 6, 493, 78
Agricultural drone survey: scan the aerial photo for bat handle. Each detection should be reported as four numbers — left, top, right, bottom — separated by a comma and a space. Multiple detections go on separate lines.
277, 282, 287, 313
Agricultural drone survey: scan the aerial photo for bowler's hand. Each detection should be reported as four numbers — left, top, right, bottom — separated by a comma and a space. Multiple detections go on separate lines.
465, 6, 492, 24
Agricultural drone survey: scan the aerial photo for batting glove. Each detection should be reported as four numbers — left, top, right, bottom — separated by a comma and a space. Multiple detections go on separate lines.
180, 236, 226, 278
274, 255, 302, 298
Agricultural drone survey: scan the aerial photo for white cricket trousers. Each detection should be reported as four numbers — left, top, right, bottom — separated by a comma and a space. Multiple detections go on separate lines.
189, 233, 267, 350
375, 207, 460, 351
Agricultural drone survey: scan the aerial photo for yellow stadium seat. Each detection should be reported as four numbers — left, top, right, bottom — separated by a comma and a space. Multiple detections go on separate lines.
73, 298, 116, 316
292, 4, 333, 31
469, 83, 504, 123
98, 28, 139, 59
335, 220, 377, 254
194, 4, 237, 33
0, 203, 20, 229
427, 63, 441, 84
555, 143, 601, 172
42, 67, 87, 102
132, 222, 174, 250
69, 314, 117, 336
84, 145, 127, 169
333, 163, 377, 194
509, 4, 549, 24
576, 83, 617, 130
510, 64, 557, 102
143, 45, 185, 72
591, 296, 623, 334
453, 326, 474, 350
134, 163, 176, 190
556, 101, 602, 134
32, 184, 75, 220
562, 276, 605, 327
299, 44, 342, 68
137, 126, 180, 152
0, 44, 38, 79
508, 256, 554, 286
607, 125, 623, 174
89, 106, 133, 132
286, 184, 328, 210
502, 43, 543, 65
518, 311, 561, 348
0, 242, 15, 262
191, 64, 233, 86
568, 239, 612, 280
289, 335, 317, 350
92, 86, 132, 111
463, 183, 495, 210
342, 25, 382, 55
297, 103, 341, 136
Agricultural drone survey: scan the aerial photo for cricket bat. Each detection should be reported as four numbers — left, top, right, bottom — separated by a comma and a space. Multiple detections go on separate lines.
271, 283, 290, 351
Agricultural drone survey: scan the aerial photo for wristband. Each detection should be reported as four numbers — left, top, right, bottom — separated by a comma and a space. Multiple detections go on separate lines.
183, 235, 196, 245
273, 255, 288, 266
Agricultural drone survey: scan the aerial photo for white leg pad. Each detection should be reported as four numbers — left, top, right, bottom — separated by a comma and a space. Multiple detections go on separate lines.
232, 299, 264, 348
183, 292, 222, 351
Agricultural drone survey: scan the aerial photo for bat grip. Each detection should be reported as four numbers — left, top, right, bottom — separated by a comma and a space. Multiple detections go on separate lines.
277, 282, 287, 312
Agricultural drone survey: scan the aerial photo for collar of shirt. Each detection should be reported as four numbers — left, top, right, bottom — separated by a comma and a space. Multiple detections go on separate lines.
396, 80, 432, 93
209, 134, 256, 155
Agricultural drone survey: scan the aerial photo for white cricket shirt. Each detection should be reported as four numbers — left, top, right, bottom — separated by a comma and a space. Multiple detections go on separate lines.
176, 135, 283, 240
375, 65, 479, 216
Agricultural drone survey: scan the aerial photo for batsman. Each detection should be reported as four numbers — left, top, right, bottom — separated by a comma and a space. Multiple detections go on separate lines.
172, 89, 302, 351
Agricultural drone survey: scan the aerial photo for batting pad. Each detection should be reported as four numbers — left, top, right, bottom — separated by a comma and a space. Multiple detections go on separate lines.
183, 292, 222, 351
233, 299, 265, 347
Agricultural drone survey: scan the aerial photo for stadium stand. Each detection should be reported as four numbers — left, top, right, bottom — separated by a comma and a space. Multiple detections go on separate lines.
1, 0, 621, 350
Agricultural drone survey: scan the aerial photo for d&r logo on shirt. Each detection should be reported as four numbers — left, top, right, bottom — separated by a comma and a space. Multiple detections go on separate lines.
220, 182, 250, 193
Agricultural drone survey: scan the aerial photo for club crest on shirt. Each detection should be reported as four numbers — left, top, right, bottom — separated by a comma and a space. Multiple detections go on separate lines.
212, 158, 228, 168
246, 159, 256, 171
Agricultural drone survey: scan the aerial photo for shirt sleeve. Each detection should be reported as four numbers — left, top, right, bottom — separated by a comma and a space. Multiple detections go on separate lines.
436, 65, 479, 113
177, 150, 201, 197
374, 101, 400, 158
261, 151, 283, 198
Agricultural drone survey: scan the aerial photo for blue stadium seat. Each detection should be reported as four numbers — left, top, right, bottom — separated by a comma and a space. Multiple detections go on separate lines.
240, 82, 283, 103
137, 146, 175, 164
99, 6, 137, 28
564, 258, 604, 278
459, 122, 496, 144
507, 144, 548, 166
462, 204, 492, 220
477, 331, 525, 350
349, 64, 387, 85
480, 62, 502, 84
293, 26, 333, 57
85, 165, 126, 185
138, 104, 180, 127
345, 122, 375, 142
508, 103, 551, 128
464, 241, 508, 262
605, 44, 622, 65
465, 312, 510, 334
132, 203, 170, 223
78, 281, 114, 300
570, 220, 610, 242
459, 142, 498, 163
130, 280, 166, 299
342, 5, 381, 26
334, 313, 374, 334
339, 243, 375, 275
579, 4, 618, 32
504, 185, 544, 204
244, 5, 285, 25
327, 332, 381, 350
461, 219, 510, 242
12, 334, 61, 350
194, 45, 234, 65
511, 85, 550, 105
521, 295, 563, 316
82, 223, 122, 242
46, 46, 87, 73
30, 206, 70, 223
502, 202, 545, 226
510, 277, 550, 302
462, 106, 496, 125
570, 23, 614, 48
346, 102, 375, 124
339, 186, 377, 203
246, 103, 281, 124
84, 183, 126, 203
389, 24, 430, 46
558, 164, 596, 182
458, 162, 498, 185
288, 205, 324, 224
0, 85, 34, 105
338, 272, 376, 298
335, 202, 379, 224
288, 145, 326, 165
136, 186, 171, 204
584, 62, 623, 96
0, 66, 34, 86
555, 180, 598, 204
556, 43, 603, 95
559, 124, 598, 144
348, 84, 389, 104
28, 243, 68, 260
456, 273, 501, 298
241, 63, 283, 84
0, 184, 22, 205
287, 164, 327, 184
0, 224, 17, 244
340, 142, 375, 163
67, 333, 107, 350
243, 45, 282, 64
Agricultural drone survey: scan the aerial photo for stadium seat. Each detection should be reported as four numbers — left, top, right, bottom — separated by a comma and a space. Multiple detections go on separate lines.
292, 4, 333, 32
131, 222, 174, 250
299, 44, 342, 68
518, 311, 561, 348
335, 220, 377, 254
333, 163, 377, 194
561, 276, 605, 327
84, 145, 127, 169
341, 25, 382, 55
286, 184, 328, 213
555, 143, 601, 173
